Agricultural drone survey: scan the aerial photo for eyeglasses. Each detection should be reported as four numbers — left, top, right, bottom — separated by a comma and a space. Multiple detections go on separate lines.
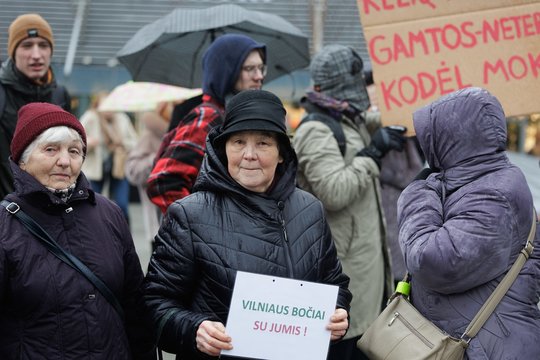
242, 64, 267, 77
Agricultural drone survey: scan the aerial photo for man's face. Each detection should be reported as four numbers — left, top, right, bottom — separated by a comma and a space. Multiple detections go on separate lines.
14, 37, 52, 81
234, 50, 265, 92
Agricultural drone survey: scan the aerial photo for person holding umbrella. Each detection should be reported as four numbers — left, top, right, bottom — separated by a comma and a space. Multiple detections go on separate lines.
146, 34, 267, 213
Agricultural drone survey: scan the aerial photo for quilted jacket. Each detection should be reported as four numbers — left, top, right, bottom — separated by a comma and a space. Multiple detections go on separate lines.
398, 87, 540, 359
143, 126, 352, 359
0, 162, 155, 359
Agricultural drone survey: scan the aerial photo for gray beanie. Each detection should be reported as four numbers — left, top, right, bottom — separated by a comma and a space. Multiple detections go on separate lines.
310, 44, 370, 111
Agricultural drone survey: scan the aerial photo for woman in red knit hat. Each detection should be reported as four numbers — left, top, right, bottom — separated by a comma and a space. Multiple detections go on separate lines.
0, 102, 156, 359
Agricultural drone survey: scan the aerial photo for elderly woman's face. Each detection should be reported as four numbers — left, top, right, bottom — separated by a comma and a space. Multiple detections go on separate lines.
226, 130, 283, 193
20, 139, 84, 190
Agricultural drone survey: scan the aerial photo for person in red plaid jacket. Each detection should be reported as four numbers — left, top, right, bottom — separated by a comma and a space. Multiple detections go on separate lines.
146, 34, 267, 213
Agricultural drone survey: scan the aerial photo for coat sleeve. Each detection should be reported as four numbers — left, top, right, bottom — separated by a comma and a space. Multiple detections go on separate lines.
146, 106, 221, 214
293, 121, 380, 212
143, 202, 213, 355
397, 179, 515, 294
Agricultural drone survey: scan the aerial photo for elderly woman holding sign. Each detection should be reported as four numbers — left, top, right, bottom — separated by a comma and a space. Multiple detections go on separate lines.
143, 90, 352, 359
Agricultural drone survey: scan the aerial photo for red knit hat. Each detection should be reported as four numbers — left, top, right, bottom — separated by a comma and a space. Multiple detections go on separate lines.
11, 102, 87, 163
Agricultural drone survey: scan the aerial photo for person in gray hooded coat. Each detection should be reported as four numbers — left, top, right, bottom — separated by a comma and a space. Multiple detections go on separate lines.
397, 87, 540, 359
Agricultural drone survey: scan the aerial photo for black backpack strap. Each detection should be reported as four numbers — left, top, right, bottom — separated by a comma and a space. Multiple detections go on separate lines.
1, 199, 125, 320
298, 112, 347, 156
169, 94, 203, 131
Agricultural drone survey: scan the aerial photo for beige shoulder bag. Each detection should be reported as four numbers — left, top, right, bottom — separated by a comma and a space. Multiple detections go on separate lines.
358, 210, 537, 360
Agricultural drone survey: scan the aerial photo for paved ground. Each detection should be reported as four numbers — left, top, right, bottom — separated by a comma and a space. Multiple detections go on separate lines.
129, 206, 175, 359
128, 150, 539, 359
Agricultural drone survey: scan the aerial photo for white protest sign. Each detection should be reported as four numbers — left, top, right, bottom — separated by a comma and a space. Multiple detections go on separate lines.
222, 271, 339, 360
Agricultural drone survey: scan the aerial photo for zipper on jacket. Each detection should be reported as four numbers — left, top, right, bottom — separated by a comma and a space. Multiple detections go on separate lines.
277, 202, 294, 278
281, 218, 289, 243
388, 311, 434, 349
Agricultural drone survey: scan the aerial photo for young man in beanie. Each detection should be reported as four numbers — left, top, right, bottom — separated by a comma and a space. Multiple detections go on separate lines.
147, 34, 266, 213
293, 44, 406, 360
0, 13, 71, 200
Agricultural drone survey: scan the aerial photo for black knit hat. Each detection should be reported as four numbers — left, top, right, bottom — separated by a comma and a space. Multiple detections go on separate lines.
213, 89, 288, 145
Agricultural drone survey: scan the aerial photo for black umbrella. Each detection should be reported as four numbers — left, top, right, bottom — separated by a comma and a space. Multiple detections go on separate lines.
117, 4, 310, 88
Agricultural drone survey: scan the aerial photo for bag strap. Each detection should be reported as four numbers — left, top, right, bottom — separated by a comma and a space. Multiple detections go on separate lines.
298, 112, 347, 157
460, 208, 536, 342
392, 209, 536, 343
1, 200, 125, 320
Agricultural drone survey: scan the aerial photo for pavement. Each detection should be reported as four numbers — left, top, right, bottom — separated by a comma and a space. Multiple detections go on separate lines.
127, 150, 539, 359
129, 206, 175, 359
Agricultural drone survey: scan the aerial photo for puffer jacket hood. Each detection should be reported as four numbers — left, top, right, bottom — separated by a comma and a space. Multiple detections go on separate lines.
413, 87, 508, 193
193, 125, 297, 204
398, 87, 540, 359
201, 34, 266, 105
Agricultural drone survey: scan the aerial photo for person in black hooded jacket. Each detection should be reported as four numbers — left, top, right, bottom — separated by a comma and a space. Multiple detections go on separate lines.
143, 90, 352, 359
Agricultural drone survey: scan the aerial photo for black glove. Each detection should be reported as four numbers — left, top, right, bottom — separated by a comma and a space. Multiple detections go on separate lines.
357, 126, 407, 168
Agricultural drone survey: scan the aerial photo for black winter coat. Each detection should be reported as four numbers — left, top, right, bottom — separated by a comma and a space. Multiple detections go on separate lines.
143, 127, 352, 359
0, 162, 155, 359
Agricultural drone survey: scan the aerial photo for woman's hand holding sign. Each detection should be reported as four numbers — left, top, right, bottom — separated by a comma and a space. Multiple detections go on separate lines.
327, 308, 349, 341
196, 320, 233, 356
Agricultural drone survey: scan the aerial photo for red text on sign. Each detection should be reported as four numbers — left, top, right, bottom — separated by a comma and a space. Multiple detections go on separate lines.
362, 0, 436, 15
484, 51, 540, 83
380, 62, 471, 110
369, 13, 540, 65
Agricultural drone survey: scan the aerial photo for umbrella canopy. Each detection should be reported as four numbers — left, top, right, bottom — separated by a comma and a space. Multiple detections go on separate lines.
116, 4, 310, 88
98, 81, 202, 112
